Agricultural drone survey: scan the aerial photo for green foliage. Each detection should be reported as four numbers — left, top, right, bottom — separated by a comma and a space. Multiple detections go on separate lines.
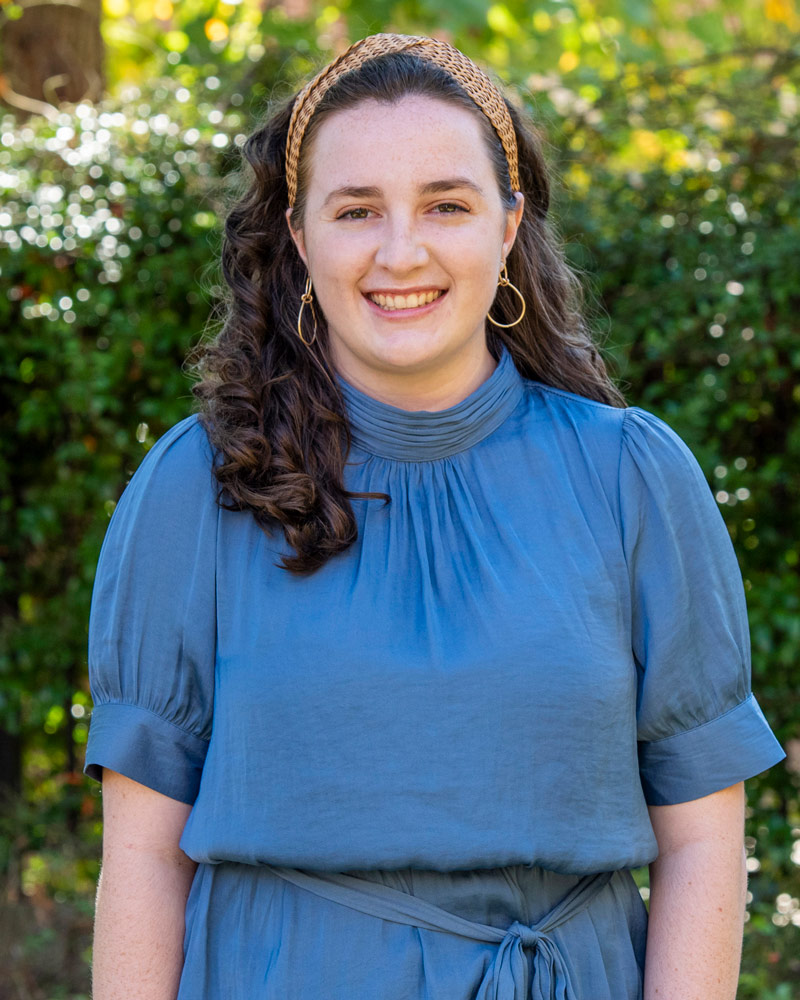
558, 45, 800, 997
1, 4, 798, 996
1, 76, 235, 727
0, 77, 235, 997
94, 0, 798, 103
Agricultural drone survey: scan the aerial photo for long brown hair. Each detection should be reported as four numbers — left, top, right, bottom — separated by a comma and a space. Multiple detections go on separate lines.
188, 50, 625, 575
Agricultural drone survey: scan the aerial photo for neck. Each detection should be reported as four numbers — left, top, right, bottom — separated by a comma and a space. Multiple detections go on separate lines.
331, 342, 498, 412
334, 342, 522, 462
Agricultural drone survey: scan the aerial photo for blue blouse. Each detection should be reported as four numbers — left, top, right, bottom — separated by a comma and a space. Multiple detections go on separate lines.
83, 344, 785, 876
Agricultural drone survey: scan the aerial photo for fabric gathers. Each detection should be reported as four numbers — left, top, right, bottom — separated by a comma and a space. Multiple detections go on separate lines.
268, 865, 614, 1000
83, 342, 786, 997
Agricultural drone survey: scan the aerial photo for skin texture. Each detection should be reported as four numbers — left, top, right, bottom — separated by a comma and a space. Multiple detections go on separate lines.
90, 95, 749, 999
91, 769, 197, 999
91, 773, 749, 998
286, 94, 524, 412
644, 781, 747, 999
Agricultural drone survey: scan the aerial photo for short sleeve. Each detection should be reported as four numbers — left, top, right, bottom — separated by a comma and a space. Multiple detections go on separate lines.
83, 415, 219, 804
619, 406, 785, 806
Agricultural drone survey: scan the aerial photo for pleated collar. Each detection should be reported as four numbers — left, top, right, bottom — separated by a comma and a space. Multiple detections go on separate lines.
336, 345, 524, 462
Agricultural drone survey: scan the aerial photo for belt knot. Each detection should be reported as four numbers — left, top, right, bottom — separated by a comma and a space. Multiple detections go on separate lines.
506, 918, 544, 950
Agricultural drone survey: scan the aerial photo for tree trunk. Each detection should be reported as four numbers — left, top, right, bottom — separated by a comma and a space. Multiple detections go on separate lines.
0, 725, 22, 894
0, 0, 105, 116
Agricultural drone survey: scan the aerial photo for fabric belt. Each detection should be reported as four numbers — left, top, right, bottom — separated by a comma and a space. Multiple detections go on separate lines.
267, 864, 614, 1000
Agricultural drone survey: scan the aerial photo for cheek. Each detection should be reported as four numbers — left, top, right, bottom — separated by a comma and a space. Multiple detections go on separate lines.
449, 249, 501, 296
435, 223, 503, 272
312, 237, 373, 292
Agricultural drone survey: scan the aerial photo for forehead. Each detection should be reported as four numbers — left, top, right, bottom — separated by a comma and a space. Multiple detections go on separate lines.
304, 94, 496, 193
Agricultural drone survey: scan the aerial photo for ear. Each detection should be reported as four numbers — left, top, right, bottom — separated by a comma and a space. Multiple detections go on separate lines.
501, 191, 525, 260
285, 206, 308, 266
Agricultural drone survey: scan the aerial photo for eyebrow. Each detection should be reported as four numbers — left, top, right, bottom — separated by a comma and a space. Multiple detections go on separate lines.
321, 177, 486, 208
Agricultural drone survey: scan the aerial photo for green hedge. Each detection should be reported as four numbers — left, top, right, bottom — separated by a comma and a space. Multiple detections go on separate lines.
1, 53, 797, 997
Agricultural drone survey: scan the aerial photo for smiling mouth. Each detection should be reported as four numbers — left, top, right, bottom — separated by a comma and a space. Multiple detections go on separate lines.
366, 289, 445, 311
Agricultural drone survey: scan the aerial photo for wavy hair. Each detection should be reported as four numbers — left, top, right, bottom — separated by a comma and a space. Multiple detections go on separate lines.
188, 50, 625, 575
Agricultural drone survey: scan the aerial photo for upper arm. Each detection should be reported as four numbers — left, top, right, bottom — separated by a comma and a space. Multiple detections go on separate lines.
83, 416, 219, 806
647, 781, 746, 858
100, 767, 196, 865
620, 407, 785, 806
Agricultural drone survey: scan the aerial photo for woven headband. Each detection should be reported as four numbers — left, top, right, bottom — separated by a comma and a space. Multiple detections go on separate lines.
285, 33, 520, 208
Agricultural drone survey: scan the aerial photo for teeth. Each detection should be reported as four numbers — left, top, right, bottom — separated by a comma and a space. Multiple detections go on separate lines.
368, 290, 443, 310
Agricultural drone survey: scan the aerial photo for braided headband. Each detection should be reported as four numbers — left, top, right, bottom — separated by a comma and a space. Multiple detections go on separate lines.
285, 33, 520, 208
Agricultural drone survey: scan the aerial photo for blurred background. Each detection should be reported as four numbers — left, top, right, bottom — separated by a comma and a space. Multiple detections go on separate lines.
0, 1, 798, 997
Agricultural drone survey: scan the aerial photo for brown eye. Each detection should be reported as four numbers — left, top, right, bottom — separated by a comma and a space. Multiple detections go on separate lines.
338, 207, 371, 220
434, 203, 467, 214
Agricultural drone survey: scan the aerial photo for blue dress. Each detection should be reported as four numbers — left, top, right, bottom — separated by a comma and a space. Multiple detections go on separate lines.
83, 345, 785, 999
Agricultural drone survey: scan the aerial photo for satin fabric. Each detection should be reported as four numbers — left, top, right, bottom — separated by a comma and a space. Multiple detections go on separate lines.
268, 865, 615, 1000
83, 344, 785, 997
179, 861, 647, 999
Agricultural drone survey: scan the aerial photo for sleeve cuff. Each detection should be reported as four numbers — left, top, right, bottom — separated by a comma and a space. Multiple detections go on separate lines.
82, 702, 209, 805
638, 693, 786, 806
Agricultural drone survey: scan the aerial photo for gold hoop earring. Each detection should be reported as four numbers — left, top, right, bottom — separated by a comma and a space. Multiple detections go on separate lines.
487, 262, 526, 329
297, 275, 317, 346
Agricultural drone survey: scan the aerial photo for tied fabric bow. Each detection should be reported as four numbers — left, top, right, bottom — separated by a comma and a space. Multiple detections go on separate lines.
474, 919, 574, 1000
269, 866, 615, 1000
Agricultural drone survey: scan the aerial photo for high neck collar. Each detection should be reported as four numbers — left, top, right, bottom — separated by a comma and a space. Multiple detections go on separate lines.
336, 346, 524, 462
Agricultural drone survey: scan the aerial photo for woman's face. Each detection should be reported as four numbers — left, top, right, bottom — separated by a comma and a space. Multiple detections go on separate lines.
287, 94, 524, 406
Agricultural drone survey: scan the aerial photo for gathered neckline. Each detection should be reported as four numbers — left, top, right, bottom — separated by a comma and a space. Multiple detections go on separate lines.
335, 346, 525, 462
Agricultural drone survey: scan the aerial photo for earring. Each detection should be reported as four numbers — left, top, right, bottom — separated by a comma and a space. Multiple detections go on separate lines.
487, 261, 526, 329
296, 274, 317, 346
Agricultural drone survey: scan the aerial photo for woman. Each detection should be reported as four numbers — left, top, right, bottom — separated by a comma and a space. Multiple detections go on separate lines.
83, 33, 786, 1000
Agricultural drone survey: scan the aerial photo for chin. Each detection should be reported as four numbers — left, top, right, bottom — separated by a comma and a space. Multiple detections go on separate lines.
372, 351, 446, 377
358, 334, 453, 373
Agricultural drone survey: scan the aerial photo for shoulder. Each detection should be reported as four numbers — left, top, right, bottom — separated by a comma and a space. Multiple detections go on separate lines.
518, 381, 711, 506
524, 380, 698, 461
129, 413, 216, 489
520, 378, 628, 461
615, 406, 721, 545
139, 412, 215, 470
112, 413, 220, 526
523, 379, 627, 430
618, 405, 710, 491
95, 414, 222, 587
523, 380, 681, 440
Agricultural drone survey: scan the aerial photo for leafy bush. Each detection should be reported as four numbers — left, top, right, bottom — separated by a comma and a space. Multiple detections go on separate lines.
0, 78, 236, 996
557, 47, 800, 994
1, 39, 797, 1000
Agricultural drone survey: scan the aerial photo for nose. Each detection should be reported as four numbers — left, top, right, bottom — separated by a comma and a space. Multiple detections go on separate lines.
373, 214, 429, 274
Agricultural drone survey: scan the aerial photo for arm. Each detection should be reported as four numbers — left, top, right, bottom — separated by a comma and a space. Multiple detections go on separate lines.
643, 781, 747, 1000
92, 768, 198, 1000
